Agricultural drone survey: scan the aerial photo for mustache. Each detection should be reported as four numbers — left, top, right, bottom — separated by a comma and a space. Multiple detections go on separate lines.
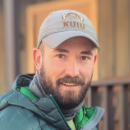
57, 76, 85, 86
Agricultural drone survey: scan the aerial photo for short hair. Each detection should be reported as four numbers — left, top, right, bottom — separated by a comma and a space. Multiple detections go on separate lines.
39, 41, 44, 56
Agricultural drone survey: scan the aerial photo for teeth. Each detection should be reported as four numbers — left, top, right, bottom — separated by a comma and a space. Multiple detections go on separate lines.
62, 83, 76, 86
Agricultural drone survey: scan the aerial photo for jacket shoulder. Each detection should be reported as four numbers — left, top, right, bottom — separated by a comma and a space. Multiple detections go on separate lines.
0, 105, 39, 130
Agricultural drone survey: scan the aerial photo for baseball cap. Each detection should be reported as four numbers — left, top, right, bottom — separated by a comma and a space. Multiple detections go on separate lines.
38, 10, 99, 48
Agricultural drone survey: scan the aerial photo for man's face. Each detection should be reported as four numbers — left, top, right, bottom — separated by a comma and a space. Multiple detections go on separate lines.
38, 36, 97, 109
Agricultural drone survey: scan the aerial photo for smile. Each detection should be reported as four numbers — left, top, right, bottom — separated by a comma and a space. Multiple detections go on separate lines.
61, 82, 77, 86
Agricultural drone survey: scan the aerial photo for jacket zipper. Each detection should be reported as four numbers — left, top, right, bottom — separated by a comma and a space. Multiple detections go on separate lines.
49, 94, 72, 130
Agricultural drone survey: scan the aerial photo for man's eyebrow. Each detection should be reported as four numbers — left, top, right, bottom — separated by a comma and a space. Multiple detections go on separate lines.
54, 48, 69, 53
80, 51, 93, 56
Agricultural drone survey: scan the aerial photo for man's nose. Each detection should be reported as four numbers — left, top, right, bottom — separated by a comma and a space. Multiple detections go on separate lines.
65, 60, 79, 77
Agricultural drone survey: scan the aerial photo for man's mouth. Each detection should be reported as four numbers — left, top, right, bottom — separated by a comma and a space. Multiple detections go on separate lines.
58, 76, 85, 87
61, 82, 77, 86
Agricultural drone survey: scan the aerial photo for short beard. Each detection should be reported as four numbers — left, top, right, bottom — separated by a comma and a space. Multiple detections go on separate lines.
39, 65, 92, 110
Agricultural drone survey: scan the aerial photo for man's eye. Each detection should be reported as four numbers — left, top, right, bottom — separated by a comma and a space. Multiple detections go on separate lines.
80, 56, 88, 60
57, 54, 65, 59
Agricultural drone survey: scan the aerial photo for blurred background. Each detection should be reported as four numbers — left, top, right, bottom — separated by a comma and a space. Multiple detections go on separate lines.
0, 0, 130, 130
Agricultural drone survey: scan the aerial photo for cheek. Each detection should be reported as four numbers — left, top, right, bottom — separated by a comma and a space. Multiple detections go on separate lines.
44, 59, 65, 79
79, 62, 94, 80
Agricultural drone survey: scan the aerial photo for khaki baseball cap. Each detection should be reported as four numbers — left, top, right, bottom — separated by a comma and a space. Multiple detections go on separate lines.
38, 10, 99, 48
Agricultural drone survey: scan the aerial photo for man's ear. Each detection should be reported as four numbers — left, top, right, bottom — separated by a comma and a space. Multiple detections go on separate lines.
93, 49, 97, 64
94, 54, 97, 64
33, 48, 42, 71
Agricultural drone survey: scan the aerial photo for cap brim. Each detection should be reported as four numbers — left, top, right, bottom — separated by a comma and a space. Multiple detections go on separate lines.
42, 30, 99, 48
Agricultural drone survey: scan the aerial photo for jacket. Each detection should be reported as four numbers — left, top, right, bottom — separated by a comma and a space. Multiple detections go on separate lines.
0, 75, 104, 130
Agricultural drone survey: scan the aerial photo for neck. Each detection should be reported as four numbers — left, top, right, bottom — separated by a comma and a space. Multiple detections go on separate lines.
29, 71, 46, 98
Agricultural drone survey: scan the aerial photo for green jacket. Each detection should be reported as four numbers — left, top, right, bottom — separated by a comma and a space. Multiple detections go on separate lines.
0, 75, 104, 130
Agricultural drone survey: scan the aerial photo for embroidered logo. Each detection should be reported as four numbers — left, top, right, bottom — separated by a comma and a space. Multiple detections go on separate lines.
62, 13, 84, 22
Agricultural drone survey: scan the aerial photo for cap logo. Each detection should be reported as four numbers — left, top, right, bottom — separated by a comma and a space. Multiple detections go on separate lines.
62, 13, 84, 22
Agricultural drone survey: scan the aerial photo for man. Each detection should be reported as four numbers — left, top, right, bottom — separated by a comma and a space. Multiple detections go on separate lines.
0, 10, 104, 130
